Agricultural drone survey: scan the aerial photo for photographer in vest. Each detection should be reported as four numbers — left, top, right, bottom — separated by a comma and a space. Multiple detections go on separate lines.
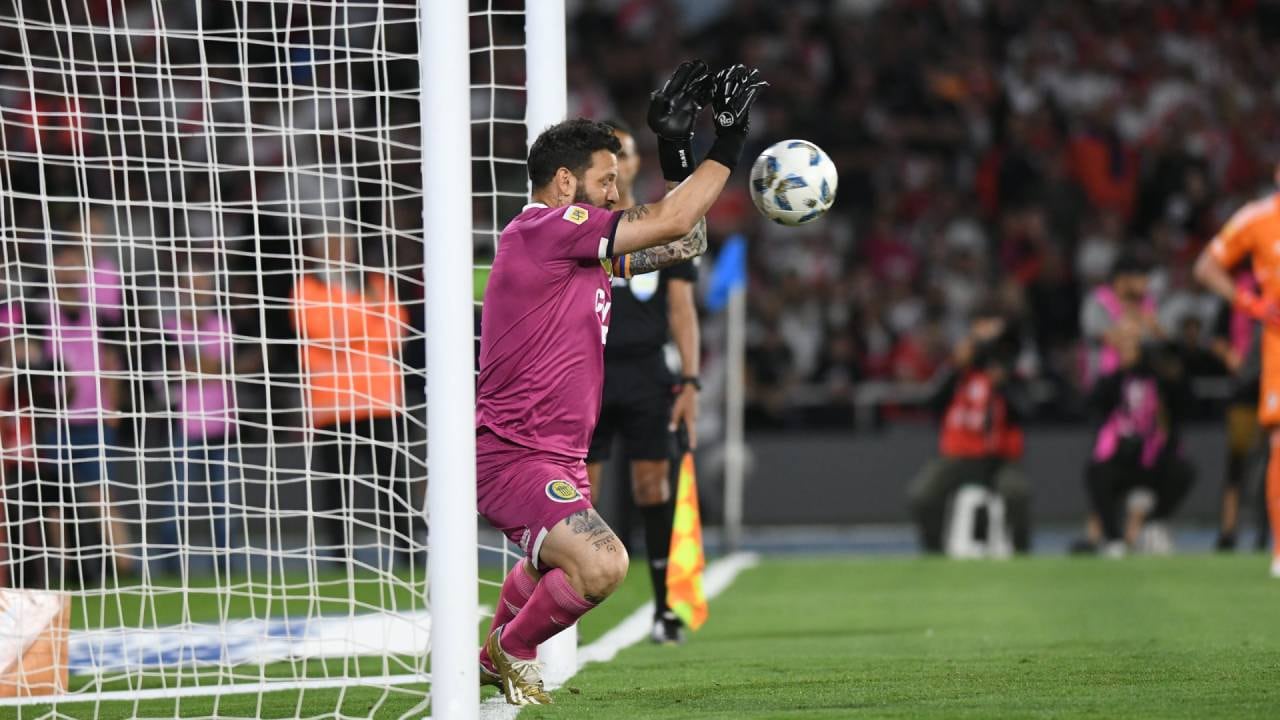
908, 302, 1031, 554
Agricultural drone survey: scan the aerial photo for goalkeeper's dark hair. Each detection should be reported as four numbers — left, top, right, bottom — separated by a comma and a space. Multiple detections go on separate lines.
527, 118, 622, 188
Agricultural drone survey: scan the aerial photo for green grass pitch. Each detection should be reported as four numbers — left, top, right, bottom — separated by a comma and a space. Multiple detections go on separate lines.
523, 555, 1280, 719
8, 555, 1280, 718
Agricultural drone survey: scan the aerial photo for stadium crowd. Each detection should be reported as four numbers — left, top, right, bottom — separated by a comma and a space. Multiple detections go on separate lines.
565, 0, 1280, 427
8, 0, 1278, 435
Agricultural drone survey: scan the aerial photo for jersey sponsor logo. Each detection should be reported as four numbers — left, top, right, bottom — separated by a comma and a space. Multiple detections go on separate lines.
595, 287, 612, 344
545, 479, 581, 503
629, 270, 659, 301
562, 205, 589, 225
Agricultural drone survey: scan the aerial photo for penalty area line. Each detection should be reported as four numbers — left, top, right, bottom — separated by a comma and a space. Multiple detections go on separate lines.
478, 551, 760, 719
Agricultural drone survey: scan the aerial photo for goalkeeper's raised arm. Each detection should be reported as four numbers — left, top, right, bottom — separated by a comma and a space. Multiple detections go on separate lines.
611, 61, 766, 262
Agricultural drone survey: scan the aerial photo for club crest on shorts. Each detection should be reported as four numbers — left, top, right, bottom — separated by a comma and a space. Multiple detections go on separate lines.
545, 479, 580, 503
562, 205, 589, 225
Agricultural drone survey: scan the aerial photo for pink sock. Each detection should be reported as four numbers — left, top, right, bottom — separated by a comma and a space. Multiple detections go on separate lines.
480, 563, 538, 672
500, 568, 596, 660
492, 563, 539, 630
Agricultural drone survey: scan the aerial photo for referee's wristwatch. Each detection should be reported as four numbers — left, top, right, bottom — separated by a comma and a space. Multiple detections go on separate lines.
678, 376, 701, 391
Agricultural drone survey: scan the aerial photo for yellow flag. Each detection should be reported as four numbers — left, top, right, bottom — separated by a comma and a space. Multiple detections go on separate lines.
666, 453, 708, 630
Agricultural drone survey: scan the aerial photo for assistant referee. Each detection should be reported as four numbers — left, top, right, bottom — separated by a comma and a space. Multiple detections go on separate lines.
587, 119, 701, 645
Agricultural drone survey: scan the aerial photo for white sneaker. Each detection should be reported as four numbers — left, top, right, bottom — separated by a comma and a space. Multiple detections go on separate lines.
1270, 557, 1280, 579
1137, 523, 1174, 556
1102, 541, 1126, 559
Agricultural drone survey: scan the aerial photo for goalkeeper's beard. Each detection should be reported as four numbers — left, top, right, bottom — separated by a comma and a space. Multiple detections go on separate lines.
572, 182, 612, 210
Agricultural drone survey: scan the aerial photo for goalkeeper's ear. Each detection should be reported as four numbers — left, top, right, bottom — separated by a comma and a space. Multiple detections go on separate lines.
542, 166, 579, 208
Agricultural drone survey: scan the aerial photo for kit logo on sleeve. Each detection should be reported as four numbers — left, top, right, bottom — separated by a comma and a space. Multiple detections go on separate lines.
562, 206, 589, 225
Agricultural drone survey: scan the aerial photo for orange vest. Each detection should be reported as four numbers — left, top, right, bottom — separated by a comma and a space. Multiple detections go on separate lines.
940, 370, 1024, 460
292, 273, 408, 428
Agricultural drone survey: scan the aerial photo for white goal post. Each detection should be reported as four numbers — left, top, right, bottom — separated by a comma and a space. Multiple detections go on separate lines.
0, 0, 568, 718
422, 0, 474, 716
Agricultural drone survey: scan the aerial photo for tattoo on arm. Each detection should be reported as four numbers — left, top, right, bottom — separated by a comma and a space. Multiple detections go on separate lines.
625, 217, 707, 275
620, 204, 650, 223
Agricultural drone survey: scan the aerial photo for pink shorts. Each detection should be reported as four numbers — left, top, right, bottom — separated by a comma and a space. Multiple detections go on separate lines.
476, 427, 593, 567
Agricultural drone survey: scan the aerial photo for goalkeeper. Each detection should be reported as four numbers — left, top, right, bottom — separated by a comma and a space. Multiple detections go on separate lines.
475, 61, 764, 705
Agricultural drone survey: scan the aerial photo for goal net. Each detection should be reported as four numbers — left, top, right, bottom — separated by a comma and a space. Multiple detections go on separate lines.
0, 1, 559, 717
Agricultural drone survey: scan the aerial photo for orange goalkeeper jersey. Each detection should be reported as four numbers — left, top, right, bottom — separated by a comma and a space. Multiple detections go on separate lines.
1209, 192, 1280, 423
1209, 193, 1280, 295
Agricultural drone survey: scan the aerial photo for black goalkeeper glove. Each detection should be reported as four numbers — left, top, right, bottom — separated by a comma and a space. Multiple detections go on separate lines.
705, 64, 767, 172
647, 60, 713, 182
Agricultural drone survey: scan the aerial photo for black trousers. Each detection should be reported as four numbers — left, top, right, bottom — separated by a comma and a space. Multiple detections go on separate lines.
1086, 450, 1195, 542
310, 415, 422, 560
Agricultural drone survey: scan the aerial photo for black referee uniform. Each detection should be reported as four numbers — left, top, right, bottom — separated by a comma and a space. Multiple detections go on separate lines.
588, 259, 696, 638
589, 262, 696, 465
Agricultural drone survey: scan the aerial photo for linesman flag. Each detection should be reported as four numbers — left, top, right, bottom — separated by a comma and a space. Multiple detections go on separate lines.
666, 453, 708, 630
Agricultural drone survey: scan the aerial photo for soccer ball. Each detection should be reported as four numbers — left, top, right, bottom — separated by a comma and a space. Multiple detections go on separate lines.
749, 139, 838, 226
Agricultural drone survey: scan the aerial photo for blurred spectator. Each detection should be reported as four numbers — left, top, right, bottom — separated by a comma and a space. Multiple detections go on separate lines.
0, 307, 46, 587
1082, 328, 1195, 556
1080, 252, 1163, 388
1171, 315, 1227, 383
1159, 265, 1223, 349
39, 240, 134, 579
745, 321, 796, 426
291, 235, 419, 567
909, 304, 1031, 554
156, 265, 241, 575
1076, 213, 1124, 289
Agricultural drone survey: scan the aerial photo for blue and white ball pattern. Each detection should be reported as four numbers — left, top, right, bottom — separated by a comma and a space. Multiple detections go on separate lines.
748, 139, 838, 226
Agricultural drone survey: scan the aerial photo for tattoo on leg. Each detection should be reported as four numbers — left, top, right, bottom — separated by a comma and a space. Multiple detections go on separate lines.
565, 510, 621, 551
565, 509, 607, 535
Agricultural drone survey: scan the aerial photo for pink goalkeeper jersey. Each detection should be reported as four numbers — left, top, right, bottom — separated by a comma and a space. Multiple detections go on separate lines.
476, 202, 623, 458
